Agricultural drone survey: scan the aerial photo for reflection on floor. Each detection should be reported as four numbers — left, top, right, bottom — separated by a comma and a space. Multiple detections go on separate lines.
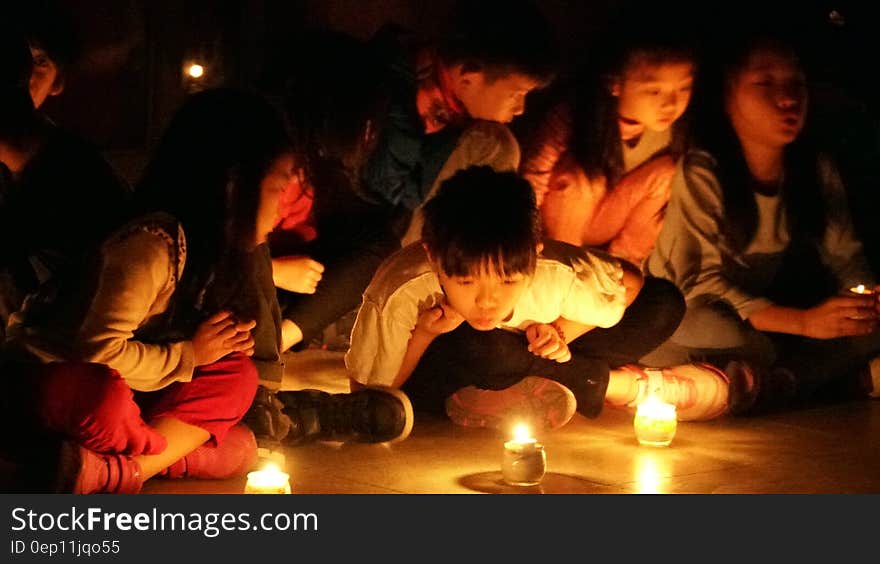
141, 349, 880, 494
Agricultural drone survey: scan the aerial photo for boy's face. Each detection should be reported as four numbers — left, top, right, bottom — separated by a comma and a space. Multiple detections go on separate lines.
453, 70, 541, 123
435, 263, 532, 331
29, 46, 63, 108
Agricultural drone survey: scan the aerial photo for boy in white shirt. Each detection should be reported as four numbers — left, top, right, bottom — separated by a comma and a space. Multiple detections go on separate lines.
346, 166, 733, 430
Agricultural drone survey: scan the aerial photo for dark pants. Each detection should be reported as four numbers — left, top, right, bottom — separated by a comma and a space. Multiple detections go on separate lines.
643, 300, 880, 404
274, 209, 402, 347
402, 277, 685, 418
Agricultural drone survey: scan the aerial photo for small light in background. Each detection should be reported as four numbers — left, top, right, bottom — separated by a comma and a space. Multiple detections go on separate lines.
829, 10, 845, 27
186, 63, 205, 79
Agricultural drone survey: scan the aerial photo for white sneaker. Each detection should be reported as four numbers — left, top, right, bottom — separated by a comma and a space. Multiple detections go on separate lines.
614, 364, 730, 422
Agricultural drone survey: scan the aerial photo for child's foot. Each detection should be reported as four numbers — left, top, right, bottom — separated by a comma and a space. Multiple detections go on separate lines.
242, 386, 293, 446
275, 387, 414, 445
611, 364, 731, 421
445, 376, 577, 431
55, 441, 143, 494
159, 423, 257, 480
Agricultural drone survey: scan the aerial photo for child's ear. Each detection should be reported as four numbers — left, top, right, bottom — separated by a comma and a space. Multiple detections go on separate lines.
535, 242, 544, 256
49, 76, 65, 97
451, 64, 480, 93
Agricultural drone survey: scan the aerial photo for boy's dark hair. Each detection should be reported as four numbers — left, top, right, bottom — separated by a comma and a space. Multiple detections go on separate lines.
437, 0, 558, 84
260, 28, 389, 198
14, 1, 80, 74
0, 25, 37, 138
422, 166, 541, 277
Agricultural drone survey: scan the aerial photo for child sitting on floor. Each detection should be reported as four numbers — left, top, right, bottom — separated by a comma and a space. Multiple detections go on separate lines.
346, 166, 735, 432
520, 10, 695, 267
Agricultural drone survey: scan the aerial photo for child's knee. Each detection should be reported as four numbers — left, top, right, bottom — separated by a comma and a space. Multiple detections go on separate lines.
37, 362, 134, 432
645, 278, 686, 324
216, 353, 260, 416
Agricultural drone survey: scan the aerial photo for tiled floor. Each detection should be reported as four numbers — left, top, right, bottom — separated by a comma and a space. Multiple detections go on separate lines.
139, 350, 880, 495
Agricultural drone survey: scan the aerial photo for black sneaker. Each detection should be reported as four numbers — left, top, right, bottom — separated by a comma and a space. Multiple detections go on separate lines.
275, 387, 414, 445
242, 386, 293, 446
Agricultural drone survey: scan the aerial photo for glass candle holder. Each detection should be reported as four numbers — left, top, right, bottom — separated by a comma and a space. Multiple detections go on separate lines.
501, 440, 546, 486
634, 397, 677, 447
244, 465, 291, 494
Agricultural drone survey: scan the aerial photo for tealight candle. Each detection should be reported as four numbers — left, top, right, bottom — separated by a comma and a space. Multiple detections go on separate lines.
633, 396, 677, 447
849, 284, 874, 295
244, 463, 291, 494
501, 424, 546, 486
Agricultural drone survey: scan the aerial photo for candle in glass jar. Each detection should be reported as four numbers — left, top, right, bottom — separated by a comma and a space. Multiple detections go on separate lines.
633, 396, 677, 447
244, 463, 291, 494
501, 424, 546, 486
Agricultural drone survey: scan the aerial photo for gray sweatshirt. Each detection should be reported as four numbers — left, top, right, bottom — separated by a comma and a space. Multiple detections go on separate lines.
646, 150, 873, 319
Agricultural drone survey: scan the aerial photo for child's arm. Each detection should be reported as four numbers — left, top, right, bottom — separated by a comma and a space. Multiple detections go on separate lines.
524, 317, 595, 363
74, 230, 198, 391
391, 301, 464, 388
527, 249, 644, 361
748, 296, 876, 339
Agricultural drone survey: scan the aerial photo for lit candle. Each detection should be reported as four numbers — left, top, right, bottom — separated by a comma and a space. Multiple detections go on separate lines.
633, 396, 677, 447
244, 463, 291, 494
501, 424, 546, 486
186, 63, 205, 79
849, 284, 874, 295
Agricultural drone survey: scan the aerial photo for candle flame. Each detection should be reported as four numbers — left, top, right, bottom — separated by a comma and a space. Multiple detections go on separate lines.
857, 284, 866, 294
512, 423, 532, 442
187, 63, 205, 78
636, 395, 676, 418
261, 462, 281, 474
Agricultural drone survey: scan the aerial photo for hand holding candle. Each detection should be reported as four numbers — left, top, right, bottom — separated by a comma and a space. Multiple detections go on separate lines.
849, 284, 873, 296
838, 284, 880, 330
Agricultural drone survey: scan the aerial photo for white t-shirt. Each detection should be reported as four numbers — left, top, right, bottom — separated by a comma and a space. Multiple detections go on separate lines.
345, 241, 626, 387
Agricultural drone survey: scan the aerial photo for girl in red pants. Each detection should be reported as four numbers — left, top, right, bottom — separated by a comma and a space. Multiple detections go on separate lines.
3, 88, 295, 493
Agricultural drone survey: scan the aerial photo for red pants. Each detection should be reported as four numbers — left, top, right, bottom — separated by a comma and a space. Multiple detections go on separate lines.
30, 353, 257, 456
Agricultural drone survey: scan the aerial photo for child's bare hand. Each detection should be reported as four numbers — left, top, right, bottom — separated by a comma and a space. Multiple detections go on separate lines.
273, 255, 325, 294
415, 301, 464, 337
803, 295, 877, 339
525, 323, 571, 362
192, 311, 257, 366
